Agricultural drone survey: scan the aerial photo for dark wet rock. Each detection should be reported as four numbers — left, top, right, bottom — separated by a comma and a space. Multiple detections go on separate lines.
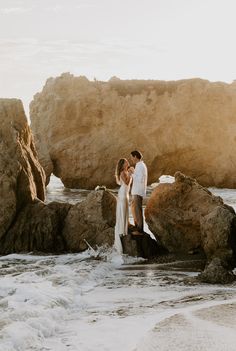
0, 201, 72, 254
120, 225, 166, 259
199, 258, 236, 284
147, 253, 206, 271
200, 206, 236, 263
62, 190, 117, 252
0, 189, 117, 254
120, 234, 139, 257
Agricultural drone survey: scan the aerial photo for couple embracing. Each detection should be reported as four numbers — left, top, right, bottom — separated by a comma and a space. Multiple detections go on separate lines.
114, 150, 148, 254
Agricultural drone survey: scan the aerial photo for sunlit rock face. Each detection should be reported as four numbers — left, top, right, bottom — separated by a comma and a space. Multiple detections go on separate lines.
145, 172, 236, 266
30, 73, 236, 189
0, 99, 46, 240
145, 171, 236, 283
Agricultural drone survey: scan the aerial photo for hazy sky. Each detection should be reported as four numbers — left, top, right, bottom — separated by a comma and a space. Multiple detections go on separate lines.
1, 0, 236, 115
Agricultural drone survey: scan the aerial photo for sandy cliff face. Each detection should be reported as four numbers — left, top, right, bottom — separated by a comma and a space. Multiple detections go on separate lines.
0, 99, 46, 239
30, 74, 236, 188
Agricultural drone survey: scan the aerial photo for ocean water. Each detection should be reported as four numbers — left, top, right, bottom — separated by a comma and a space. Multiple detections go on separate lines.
0, 176, 236, 351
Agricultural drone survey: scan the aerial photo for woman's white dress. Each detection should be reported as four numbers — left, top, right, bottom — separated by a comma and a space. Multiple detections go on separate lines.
114, 178, 131, 254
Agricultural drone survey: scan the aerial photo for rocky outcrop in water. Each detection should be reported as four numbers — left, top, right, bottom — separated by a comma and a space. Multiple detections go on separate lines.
2, 98, 235, 273
0, 190, 116, 254
0, 201, 72, 254
199, 258, 235, 284
30, 73, 236, 188
121, 225, 165, 258
145, 172, 236, 283
0, 102, 157, 256
0, 99, 46, 241
62, 190, 116, 252
0, 186, 159, 258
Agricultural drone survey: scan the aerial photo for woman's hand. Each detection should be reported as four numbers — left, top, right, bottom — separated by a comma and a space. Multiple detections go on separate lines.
128, 166, 135, 174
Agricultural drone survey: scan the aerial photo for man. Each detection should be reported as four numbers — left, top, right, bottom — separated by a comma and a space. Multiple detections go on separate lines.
130, 150, 148, 234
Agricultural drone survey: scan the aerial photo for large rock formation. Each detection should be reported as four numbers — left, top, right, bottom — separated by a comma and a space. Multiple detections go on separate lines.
0, 186, 159, 257
0, 99, 46, 240
145, 172, 236, 283
0, 101, 157, 256
0, 201, 72, 254
145, 172, 236, 260
0, 190, 116, 254
62, 189, 116, 252
30, 73, 236, 188
60, 189, 161, 256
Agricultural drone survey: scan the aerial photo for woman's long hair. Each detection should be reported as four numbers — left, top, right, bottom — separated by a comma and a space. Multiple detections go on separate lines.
115, 158, 126, 185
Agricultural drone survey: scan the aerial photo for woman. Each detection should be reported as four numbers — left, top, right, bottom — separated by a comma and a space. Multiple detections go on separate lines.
114, 158, 132, 254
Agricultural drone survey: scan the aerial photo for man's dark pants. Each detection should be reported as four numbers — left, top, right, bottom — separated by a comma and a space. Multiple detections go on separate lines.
131, 195, 143, 232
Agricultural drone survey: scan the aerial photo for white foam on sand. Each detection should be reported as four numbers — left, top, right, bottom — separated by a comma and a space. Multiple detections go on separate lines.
0, 250, 236, 350
134, 298, 236, 351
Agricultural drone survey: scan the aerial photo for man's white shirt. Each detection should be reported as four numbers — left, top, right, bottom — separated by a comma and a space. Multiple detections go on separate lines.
131, 161, 148, 197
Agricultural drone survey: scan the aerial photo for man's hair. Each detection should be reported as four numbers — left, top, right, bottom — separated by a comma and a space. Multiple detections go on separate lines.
131, 150, 143, 160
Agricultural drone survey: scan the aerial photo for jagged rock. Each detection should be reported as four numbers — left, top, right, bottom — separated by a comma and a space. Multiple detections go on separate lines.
0, 99, 45, 240
121, 226, 165, 258
200, 206, 236, 263
199, 258, 235, 284
145, 172, 236, 267
30, 74, 236, 188
0, 201, 72, 254
62, 190, 117, 252
0, 190, 116, 254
